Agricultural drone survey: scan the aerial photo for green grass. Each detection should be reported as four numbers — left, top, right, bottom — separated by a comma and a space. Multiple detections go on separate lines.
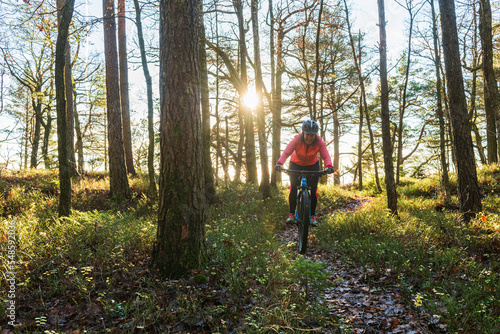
314, 170, 500, 333
0, 172, 340, 333
1, 167, 499, 332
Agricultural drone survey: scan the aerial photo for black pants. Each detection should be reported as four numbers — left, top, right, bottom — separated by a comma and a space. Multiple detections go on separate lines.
288, 161, 320, 216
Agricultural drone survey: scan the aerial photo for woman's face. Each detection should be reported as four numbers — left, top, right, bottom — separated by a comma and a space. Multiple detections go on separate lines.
304, 133, 316, 145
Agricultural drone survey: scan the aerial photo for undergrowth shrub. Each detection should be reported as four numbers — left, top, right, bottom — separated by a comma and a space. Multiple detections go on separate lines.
315, 182, 500, 333
204, 183, 337, 332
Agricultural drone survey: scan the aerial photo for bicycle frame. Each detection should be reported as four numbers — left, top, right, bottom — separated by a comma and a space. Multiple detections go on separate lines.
282, 168, 328, 254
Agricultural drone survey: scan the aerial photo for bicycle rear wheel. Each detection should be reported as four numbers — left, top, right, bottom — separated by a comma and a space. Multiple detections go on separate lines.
297, 190, 311, 254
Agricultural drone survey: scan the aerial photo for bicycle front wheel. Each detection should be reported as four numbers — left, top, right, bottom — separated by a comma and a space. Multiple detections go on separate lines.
297, 190, 311, 254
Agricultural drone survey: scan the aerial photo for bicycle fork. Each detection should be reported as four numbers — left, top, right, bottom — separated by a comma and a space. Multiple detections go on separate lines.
295, 177, 311, 222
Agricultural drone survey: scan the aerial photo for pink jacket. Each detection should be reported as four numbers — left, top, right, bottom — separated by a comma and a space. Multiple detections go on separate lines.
277, 134, 333, 167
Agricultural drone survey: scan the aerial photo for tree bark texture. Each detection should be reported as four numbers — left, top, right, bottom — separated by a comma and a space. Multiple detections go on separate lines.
24, 99, 29, 169
57, 0, 76, 176
199, 0, 217, 203
479, 0, 499, 163
103, 0, 131, 200
55, 0, 75, 217
439, 0, 482, 220
118, 0, 136, 175
41, 112, 52, 168
153, 0, 205, 277
378, 0, 398, 214
74, 106, 85, 173
30, 96, 42, 168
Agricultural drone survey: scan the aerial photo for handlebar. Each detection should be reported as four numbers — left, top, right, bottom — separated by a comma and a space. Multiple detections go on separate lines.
281, 169, 331, 176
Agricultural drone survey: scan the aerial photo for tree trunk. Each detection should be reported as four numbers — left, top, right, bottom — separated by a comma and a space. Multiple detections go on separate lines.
269, 0, 280, 186
439, 62, 455, 168
472, 114, 487, 165
199, 0, 217, 203
103, 0, 131, 200
41, 111, 52, 168
24, 98, 30, 170
55, 0, 75, 217
133, 0, 156, 198
225, 116, 230, 184
439, 0, 482, 221
215, 3, 221, 187
272, 25, 284, 185
0, 64, 4, 115
378, 0, 398, 214
74, 106, 84, 174
65, 28, 76, 175
430, 0, 451, 201
30, 96, 42, 168
234, 0, 257, 184
104, 113, 108, 172
358, 36, 381, 192
153, 0, 205, 277
302, 19, 313, 119
333, 107, 340, 185
252, 0, 270, 199
357, 93, 363, 189
118, 0, 136, 175
57, 0, 77, 176
312, 0, 324, 120
467, 13, 487, 165
343, 0, 381, 191
396, 3, 415, 185
479, 0, 499, 163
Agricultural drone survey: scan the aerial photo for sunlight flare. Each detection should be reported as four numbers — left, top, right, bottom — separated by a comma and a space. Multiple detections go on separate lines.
242, 90, 260, 110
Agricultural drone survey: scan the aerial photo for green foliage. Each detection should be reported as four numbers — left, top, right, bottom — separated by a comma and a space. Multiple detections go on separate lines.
315, 174, 500, 333
477, 163, 500, 198
204, 183, 337, 332
1, 169, 499, 332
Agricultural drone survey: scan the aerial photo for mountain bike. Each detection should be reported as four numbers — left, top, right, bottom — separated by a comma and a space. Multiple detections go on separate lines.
281, 169, 329, 254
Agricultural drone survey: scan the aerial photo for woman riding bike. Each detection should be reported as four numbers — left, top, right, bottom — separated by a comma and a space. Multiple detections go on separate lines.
274, 120, 334, 227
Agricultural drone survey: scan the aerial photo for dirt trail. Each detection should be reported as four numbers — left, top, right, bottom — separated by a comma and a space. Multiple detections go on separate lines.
277, 197, 432, 333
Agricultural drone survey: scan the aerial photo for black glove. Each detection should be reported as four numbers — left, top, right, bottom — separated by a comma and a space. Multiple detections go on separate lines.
274, 163, 283, 172
325, 167, 334, 174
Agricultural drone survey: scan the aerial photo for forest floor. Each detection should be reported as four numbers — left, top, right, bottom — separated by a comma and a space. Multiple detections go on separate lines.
278, 196, 434, 333
1, 168, 499, 333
